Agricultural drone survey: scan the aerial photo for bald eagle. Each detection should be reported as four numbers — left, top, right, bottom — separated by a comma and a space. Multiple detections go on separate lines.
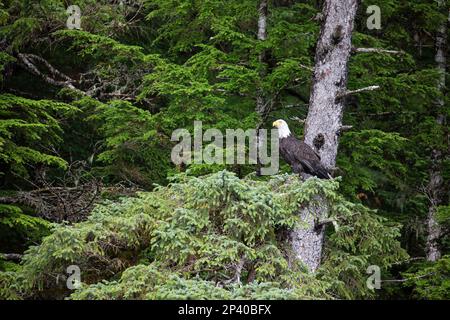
273, 119, 331, 179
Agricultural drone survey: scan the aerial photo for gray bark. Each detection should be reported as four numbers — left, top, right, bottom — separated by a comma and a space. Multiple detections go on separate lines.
304, 0, 358, 167
257, 0, 268, 42
290, 201, 327, 271
425, 5, 448, 262
290, 0, 358, 272
256, 0, 269, 176
256, 0, 268, 116
426, 170, 444, 262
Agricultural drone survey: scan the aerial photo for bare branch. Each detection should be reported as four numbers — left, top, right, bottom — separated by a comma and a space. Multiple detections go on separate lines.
339, 125, 353, 131
0, 181, 104, 223
233, 256, 246, 284
23, 54, 73, 82
337, 85, 380, 98
1, 253, 23, 262
292, 65, 314, 83
222, 256, 247, 285
336, 125, 353, 137
291, 116, 306, 124
298, 64, 314, 72
315, 218, 335, 228
352, 47, 405, 55
17, 53, 86, 95
381, 272, 435, 283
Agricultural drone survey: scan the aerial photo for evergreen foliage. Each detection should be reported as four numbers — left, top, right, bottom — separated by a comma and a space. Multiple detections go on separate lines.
1, 171, 406, 300
0, 94, 74, 178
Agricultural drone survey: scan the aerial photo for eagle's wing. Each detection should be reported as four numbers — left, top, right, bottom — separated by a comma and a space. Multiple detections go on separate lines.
289, 138, 331, 179
296, 141, 321, 167
298, 158, 316, 173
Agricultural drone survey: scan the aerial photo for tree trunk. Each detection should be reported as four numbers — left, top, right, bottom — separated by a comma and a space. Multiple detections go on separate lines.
290, 0, 358, 272
256, 0, 268, 117
304, 0, 358, 167
256, 0, 269, 176
425, 4, 448, 262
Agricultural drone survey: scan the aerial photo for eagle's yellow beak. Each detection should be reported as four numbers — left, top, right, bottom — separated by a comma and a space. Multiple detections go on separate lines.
272, 120, 279, 128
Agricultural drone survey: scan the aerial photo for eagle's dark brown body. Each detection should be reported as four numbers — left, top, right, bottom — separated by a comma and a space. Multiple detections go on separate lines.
279, 135, 331, 179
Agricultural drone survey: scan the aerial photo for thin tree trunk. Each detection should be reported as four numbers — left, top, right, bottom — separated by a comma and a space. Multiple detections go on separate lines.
257, 0, 268, 44
256, 0, 268, 116
256, 0, 269, 176
425, 4, 448, 262
290, 0, 358, 272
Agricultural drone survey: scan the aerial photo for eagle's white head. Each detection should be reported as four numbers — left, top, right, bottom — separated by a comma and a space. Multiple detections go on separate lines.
272, 119, 291, 139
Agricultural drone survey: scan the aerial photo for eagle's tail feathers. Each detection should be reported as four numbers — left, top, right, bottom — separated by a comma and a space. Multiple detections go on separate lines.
315, 166, 332, 179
